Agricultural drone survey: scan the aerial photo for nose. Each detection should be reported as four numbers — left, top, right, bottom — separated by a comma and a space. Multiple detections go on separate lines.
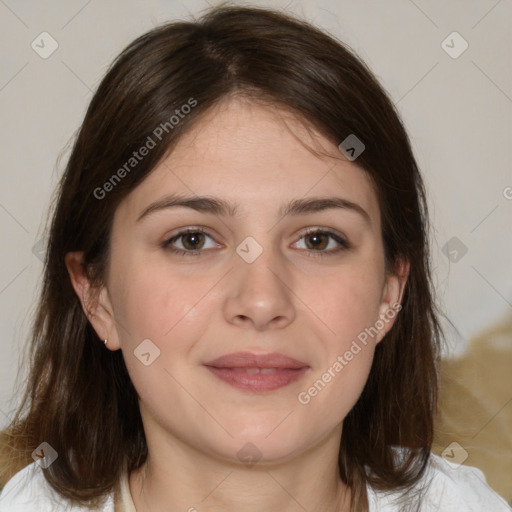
222, 245, 296, 332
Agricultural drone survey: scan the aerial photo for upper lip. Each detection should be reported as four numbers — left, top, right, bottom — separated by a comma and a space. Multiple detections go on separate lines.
203, 352, 309, 369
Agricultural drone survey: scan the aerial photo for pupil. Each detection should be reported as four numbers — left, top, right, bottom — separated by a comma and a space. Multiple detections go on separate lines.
184, 232, 203, 250
307, 232, 326, 250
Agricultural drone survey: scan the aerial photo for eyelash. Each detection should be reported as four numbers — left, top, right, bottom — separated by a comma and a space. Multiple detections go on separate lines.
161, 227, 350, 258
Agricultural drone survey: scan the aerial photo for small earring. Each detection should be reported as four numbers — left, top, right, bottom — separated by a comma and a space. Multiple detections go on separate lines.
104, 339, 108, 346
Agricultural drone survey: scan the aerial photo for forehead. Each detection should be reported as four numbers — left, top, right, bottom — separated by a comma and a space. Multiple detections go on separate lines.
116, 96, 380, 228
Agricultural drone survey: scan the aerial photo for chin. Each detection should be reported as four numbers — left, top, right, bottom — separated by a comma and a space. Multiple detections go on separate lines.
207, 427, 308, 467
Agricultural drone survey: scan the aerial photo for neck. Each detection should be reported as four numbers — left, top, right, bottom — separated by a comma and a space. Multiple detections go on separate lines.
129, 427, 351, 512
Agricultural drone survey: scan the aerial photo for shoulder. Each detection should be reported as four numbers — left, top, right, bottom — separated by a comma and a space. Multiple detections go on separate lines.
367, 453, 511, 512
0, 461, 114, 512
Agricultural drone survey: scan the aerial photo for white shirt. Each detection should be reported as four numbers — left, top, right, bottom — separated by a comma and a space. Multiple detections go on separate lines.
0, 454, 510, 511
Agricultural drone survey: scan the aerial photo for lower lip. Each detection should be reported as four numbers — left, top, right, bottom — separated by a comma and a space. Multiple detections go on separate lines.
204, 366, 309, 392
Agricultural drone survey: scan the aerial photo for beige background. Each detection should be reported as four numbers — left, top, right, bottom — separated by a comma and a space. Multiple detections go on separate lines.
0, 0, 511, 500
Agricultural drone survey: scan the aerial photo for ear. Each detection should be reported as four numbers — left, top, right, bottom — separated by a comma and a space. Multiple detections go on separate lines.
64, 251, 121, 350
375, 256, 410, 344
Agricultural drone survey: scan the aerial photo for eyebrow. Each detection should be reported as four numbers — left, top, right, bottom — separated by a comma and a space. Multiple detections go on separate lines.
136, 194, 371, 226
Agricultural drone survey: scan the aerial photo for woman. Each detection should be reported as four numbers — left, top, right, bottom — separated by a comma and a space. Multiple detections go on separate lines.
0, 5, 509, 512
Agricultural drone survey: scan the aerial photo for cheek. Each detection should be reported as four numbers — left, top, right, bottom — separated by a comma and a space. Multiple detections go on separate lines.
110, 262, 217, 412
305, 261, 384, 346
110, 255, 210, 343
297, 326, 376, 429
302, 348, 375, 432
295, 260, 383, 417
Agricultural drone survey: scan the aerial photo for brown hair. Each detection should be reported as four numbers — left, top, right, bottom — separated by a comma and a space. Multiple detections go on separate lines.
1, 4, 443, 511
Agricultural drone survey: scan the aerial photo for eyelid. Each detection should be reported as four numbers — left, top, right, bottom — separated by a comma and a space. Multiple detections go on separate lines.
296, 226, 349, 244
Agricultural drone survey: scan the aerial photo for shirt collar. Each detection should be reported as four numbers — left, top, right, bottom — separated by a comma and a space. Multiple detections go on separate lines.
113, 465, 137, 512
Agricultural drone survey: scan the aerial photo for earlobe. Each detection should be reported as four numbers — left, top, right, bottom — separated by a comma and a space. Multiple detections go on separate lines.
64, 251, 119, 349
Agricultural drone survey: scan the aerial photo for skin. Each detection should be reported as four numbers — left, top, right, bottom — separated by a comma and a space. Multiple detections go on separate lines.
66, 95, 409, 512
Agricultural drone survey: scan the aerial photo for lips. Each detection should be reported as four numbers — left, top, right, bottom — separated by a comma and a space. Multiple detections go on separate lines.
203, 352, 310, 392
203, 351, 308, 369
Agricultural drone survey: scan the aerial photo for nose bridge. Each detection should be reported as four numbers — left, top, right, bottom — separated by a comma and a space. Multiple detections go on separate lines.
223, 234, 296, 330
235, 235, 287, 297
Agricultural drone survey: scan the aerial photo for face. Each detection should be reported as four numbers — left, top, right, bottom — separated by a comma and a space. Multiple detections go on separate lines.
70, 96, 407, 465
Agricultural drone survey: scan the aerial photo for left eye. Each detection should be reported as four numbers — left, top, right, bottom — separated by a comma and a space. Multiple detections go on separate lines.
162, 228, 217, 256
292, 229, 349, 254
162, 228, 349, 257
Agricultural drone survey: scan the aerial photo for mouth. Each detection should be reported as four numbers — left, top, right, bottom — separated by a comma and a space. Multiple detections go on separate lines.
203, 352, 310, 393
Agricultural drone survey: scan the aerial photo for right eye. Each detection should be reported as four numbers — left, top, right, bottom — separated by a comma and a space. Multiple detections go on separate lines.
161, 227, 220, 257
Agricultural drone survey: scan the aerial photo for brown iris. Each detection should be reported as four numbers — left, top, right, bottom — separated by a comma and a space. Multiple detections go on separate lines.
181, 232, 206, 250
304, 231, 329, 250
